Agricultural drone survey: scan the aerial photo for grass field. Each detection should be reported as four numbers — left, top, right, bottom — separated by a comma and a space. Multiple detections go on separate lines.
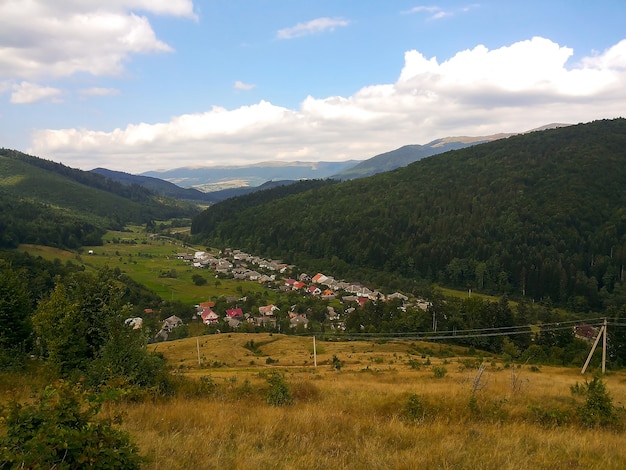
19, 228, 270, 305
117, 334, 626, 469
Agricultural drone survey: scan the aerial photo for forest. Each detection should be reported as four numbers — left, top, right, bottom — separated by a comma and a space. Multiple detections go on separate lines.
0, 149, 198, 248
191, 119, 626, 313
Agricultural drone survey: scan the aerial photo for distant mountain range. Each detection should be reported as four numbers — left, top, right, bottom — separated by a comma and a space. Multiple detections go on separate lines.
140, 161, 359, 192
129, 124, 570, 194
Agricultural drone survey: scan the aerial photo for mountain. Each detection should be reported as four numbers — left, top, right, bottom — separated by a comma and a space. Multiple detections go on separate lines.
91, 168, 218, 203
191, 118, 626, 311
0, 149, 196, 249
331, 139, 495, 180
91, 168, 312, 204
141, 161, 358, 191
332, 124, 571, 180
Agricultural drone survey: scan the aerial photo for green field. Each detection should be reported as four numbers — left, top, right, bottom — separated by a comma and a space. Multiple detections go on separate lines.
21, 226, 273, 305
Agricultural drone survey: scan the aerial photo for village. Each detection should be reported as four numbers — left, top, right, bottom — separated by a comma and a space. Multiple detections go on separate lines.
146, 247, 431, 340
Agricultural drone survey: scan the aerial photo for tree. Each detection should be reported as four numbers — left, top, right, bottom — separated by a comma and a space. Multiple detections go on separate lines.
33, 268, 168, 387
0, 264, 33, 367
0, 381, 142, 469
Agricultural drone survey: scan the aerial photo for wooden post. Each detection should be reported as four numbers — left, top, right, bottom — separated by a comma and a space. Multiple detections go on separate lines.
582, 324, 605, 374
602, 318, 607, 374
196, 337, 201, 366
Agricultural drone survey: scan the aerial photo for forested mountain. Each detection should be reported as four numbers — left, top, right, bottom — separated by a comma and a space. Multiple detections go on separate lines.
191, 119, 626, 312
0, 149, 196, 248
91, 167, 217, 202
332, 139, 494, 180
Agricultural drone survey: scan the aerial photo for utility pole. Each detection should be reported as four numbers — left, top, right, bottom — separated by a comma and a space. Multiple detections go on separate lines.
581, 319, 607, 375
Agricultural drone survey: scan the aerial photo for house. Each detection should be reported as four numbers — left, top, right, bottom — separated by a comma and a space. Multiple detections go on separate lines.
387, 292, 409, 302
312, 273, 328, 284
226, 308, 244, 319
259, 304, 279, 316
575, 324, 597, 342
308, 286, 322, 296
225, 317, 241, 329
198, 301, 215, 311
155, 315, 183, 340
201, 309, 219, 325
293, 281, 306, 290
124, 317, 143, 329
290, 314, 309, 329
161, 315, 183, 331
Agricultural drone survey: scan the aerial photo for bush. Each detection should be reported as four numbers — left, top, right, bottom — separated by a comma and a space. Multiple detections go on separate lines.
432, 366, 447, 378
571, 375, 619, 428
265, 372, 292, 406
0, 381, 142, 469
402, 393, 427, 422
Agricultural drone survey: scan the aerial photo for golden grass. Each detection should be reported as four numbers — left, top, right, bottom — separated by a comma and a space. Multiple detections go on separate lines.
109, 335, 626, 469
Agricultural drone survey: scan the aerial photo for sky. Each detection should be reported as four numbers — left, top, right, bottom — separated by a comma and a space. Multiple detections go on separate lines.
1, 1, 625, 174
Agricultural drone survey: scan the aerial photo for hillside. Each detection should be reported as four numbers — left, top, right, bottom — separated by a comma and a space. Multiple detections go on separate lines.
332, 139, 493, 180
332, 124, 571, 180
91, 167, 217, 203
191, 118, 626, 310
0, 149, 196, 248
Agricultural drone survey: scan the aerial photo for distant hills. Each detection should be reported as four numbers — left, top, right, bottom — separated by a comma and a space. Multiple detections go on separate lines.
140, 161, 358, 192
0, 149, 196, 249
191, 119, 626, 311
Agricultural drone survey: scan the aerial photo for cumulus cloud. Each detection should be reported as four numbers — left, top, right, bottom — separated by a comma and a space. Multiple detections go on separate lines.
0, 0, 194, 81
11, 82, 63, 104
276, 17, 349, 39
29, 37, 626, 173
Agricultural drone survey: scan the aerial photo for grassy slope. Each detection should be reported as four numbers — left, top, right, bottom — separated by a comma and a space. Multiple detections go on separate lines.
121, 333, 626, 469
0, 154, 146, 226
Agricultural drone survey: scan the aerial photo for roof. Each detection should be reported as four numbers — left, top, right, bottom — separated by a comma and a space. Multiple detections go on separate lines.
226, 308, 244, 318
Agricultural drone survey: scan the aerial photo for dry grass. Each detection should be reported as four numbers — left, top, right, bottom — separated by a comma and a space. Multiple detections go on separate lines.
2, 335, 624, 468
111, 335, 626, 469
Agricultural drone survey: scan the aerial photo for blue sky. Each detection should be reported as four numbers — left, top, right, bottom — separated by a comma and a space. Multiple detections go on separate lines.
1, 1, 625, 173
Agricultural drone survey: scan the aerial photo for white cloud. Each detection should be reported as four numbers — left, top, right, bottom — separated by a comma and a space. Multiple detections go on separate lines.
405, 4, 479, 20
0, 0, 194, 81
79, 88, 121, 97
11, 82, 63, 104
29, 37, 626, 173
276, 17, 349, 40
234, 81, 256, 91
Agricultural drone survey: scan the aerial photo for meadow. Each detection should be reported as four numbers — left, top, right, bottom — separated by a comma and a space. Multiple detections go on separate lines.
12, 235, 626, 468
114, 333, 626, 469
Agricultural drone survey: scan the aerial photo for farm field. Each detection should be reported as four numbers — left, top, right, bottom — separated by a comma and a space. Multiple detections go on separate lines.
19, 227, 271, 305
116, 334, 626, 469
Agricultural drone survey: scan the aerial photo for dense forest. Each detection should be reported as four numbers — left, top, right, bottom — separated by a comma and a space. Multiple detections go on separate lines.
191, 119, 626, 312
0, 149, 198, 248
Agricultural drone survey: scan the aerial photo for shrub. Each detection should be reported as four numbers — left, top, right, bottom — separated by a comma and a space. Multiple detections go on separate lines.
402, 393, 427, 422
571, 375, 619, 428
433, 366, 447, 378
0, 381, 142, 469
265, 372, 292, 406
331, 355, 343, 371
